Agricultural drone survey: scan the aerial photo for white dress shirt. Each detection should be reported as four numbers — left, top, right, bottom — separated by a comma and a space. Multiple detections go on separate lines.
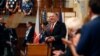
91, 14, 99, 20
25, 26, 32, 40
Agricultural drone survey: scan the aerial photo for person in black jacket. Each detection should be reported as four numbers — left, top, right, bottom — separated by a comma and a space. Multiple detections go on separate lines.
4, 23, 18, 56
23, 21, 34, 46
39, 21, 48, 43
0, 17, 6, 56
22, 21, 34, 55
4, 26, 13, 56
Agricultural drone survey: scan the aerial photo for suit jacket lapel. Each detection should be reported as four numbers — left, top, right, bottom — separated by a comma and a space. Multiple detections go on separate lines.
52, 21, 58, 34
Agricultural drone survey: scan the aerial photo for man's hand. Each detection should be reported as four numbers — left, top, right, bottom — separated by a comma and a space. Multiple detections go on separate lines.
53, 50, 64, 56
45, 36, 55, 42
47, 39, 53, 42
50, 36, 55, 41
45, 37, 49, 41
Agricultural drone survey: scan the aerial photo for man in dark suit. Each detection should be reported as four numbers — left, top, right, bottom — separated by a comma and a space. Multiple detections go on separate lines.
7, 28, 18, 56
76, 0, 100, 56
22, 22, 34, 55
0, 17, 6, 56
4, 26, 13, 56
39, 21, 48, 43
45, 13, 67, 55
23, 21, 34, 46
9, 28, 18, 46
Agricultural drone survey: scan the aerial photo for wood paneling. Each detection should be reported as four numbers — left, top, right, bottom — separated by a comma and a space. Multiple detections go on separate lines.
16, 23, 27, 38
32, 0, 73, 15
16, 23, 35, 38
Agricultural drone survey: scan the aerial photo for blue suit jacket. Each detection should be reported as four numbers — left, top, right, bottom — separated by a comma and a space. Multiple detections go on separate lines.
76, 16, 100, 56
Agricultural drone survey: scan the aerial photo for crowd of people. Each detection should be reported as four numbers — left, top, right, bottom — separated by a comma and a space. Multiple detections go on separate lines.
39, 0, 100, 56
0, 0, 100, 56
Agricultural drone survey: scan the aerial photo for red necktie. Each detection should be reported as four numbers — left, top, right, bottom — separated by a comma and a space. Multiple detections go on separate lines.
50, 24, 54, 33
